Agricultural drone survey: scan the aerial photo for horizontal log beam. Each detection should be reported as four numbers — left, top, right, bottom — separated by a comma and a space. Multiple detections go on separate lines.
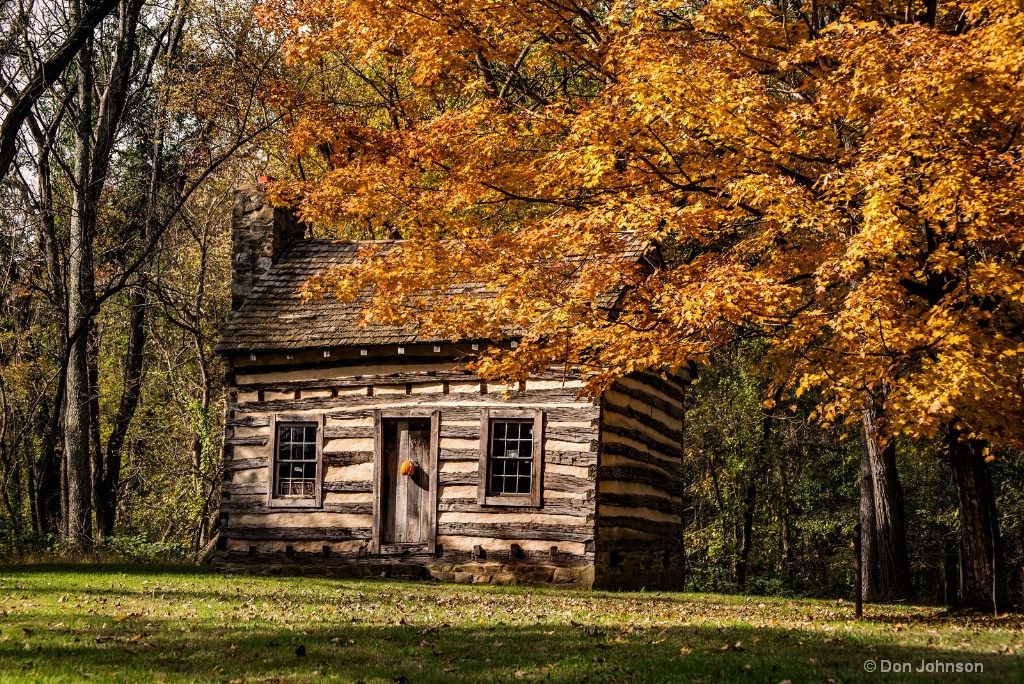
222, 501, 373, 515
227, 416, 271, 428
236, 368, 586, 391
439, 470, 592, 492
223, 483, 267, 497
597, 492, 686, 517
434, 406, 599, 423
323, 480, 373, 493
439, 472, 476, 487
225, 457, 269, 472
224, 525, 372, 541
545, 471, 594, 492
226, 436, 268, 447
544, 451, 596, 467
624, 371, 686, 401
437, 522, 593, 543
598, 515, 684, 539
324, 425, 374, 439
599, 441, 682, 477
216, 548, 592, 568
608, 382, 682, 421
602, 401, 682, 443
438, 498, 593, 518
324, 451, 374, 467
598, 465, 680, 493
234, 387, 589, 414
439, 448, 478, 462
601, 423, 679, 457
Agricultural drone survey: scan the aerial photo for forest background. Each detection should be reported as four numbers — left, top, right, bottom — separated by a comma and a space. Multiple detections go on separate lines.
0, 0, 1022, 614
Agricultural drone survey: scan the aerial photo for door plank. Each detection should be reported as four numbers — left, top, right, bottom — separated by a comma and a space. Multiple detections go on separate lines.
395, 419, 410, 542
406, 420, 431, 543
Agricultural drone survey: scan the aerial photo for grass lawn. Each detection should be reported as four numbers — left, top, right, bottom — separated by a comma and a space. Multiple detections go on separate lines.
0, 565, 1022, 683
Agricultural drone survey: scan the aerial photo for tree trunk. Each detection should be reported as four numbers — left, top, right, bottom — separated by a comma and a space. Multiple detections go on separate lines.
87, 330, 106, 542
24, 86, 67, 539
947, 426, 1008, 613
63, 26, 96, 546
33, 379, 64, 536
736, 402, 777, 589
941, 532, 959, 607
735, 477, 755, 588
860, 407, 912, 602
97, 288, 146, 539
859, 432, 879, 600
776, 449, 797, 582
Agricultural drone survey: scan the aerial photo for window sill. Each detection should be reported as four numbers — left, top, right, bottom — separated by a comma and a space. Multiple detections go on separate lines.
268, 498, 320, 509
481, 495, 540, 508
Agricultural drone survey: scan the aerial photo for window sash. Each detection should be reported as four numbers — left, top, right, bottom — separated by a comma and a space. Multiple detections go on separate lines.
478, 409, 543, 507
488, 420, 535, 496
269, 417, 322, 507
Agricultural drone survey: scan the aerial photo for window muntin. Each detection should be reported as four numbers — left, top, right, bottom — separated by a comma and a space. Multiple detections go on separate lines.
274, 423, 318, 498
488, 420, 534, 496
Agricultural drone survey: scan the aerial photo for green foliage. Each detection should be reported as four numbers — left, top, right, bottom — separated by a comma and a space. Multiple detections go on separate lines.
104, 535, 191, 563
681, 342, 1024, 604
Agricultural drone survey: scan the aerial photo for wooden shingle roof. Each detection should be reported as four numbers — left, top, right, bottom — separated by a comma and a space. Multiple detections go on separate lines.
216, 237, 654, 353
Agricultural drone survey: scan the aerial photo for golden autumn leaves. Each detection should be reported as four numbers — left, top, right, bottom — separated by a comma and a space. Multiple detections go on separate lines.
262, 0, 1024, 449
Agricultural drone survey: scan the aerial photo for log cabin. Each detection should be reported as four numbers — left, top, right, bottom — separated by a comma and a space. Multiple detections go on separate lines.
214, 183, 689, 589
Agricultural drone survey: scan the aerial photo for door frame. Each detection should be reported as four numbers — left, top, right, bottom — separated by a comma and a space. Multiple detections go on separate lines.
371, 408, 440, 554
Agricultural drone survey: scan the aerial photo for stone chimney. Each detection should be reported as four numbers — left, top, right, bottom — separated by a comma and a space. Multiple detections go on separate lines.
231, 181, 306, 311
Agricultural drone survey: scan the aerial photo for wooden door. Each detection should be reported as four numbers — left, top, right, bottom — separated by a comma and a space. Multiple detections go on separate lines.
380, 418, 433, 544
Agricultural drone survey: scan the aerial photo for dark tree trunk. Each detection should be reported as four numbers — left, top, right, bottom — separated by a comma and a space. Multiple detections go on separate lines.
87, 330, 106, 541
736, 401, 777, 589
736, 477, 755, 588
947, 426, 1008, 613
860, 407, 912, 602
941, 532, 959, 607
33, 379, 64, 536
776, 449, 797, 582
1018, 525, 1024, 609
97, 288, 146, 539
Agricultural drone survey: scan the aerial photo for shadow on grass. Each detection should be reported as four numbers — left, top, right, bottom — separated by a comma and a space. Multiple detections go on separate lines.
1, 615, 1020, 683
0, 562, 215, 576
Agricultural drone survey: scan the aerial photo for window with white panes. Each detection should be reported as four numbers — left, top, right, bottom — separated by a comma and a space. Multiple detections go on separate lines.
488, 420, 535, 495
273, 423, 318, 499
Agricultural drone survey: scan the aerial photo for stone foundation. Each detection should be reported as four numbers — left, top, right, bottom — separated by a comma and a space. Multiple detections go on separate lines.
216, 552, 595, 588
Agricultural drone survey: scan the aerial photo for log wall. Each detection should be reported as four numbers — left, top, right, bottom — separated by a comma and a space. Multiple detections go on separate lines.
594, 371, 687, 590
216, 348, 599, 587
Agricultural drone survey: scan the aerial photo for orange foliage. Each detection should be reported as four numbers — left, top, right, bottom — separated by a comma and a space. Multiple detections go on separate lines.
260, 0, 1024, 446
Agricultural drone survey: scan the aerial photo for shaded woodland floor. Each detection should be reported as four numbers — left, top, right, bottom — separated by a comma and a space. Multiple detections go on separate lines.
0, 565, 1022, 683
